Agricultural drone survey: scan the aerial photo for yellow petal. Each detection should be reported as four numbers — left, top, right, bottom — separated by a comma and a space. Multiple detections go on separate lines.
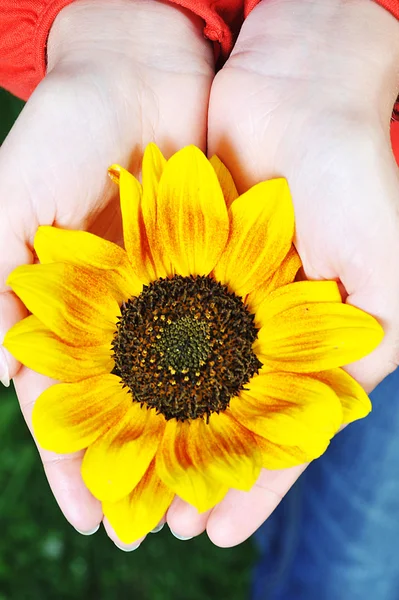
103, 460, 174, 544
156, 412, 260, 511
7, 263, 119, 347
156, 146, 229, 276
32, 375, 131, 453
82, 403, 165, 503
141, 144, 173, 279
255, 302, 384, 373
34, 226, 141, 301
209, 155, 239, 208
108, 164, 154, 284
254, 280, 341, 328
312, 368, 372, 424
254, 435, 313, 469
230, 372, 342, 453
156, 418, 229, 513
142, 143, 166, 200
203, 411, 261, 489
3, 315, 113, 382
213, 178, 294, 297
245, 246, 302, 314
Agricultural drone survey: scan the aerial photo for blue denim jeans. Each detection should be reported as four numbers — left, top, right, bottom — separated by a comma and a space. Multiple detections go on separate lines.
251, 367, 399, 600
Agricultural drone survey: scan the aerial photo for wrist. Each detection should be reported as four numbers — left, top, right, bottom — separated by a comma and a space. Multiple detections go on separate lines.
234, 0, 399, 121
328, 0, 399, 120
47, 0, 208, 74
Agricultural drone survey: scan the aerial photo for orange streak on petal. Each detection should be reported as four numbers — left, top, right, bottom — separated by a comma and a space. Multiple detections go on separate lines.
255, 280, 342, 328
255, 302, 384, 372
34, 226, 141, 301
245, 246, 302, 315
213, 178, 294, 297
103, 459, 174, 544
7, 263, 120, 347
253, 434, 313, 470
209, 155, 239, 209
32, 375, 131, 454
230, 371, 342, 451
141, 143, 174, 279
116, 166, 156, 284
311, 368, 371, 425
82, 403, 166, 503
157, 146, 229, 277
157, 411, 260, 511
3, 315, 113, 382
156, 419, 229, 513
200, 411, 261, 490
108, 164, 121, 184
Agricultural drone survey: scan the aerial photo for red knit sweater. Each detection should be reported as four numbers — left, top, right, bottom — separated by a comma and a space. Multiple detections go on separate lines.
0, 0, 398, 159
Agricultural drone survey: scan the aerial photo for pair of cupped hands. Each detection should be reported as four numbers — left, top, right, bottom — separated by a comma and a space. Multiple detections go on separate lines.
1, 0, 399, 550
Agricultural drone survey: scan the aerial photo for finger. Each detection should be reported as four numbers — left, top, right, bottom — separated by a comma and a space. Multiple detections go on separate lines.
150, 517, 167, 534
206, 464, 307, 548
102, 517, 146, 552
166, 496, 210, 540
103, 513, 167, 550
0, 222, 33, 384
0, 291, 28, 385
13, 368, 103, 533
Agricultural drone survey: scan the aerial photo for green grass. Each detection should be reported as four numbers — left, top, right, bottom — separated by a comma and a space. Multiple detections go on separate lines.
0, 89, 24, 143
0, 89, 257, 599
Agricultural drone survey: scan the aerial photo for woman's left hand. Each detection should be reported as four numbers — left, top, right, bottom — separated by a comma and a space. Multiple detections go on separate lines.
167, 0, 399, 547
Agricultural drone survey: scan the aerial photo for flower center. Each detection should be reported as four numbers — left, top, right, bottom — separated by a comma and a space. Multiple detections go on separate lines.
112, 275, 262, 422
155, 315, 210, 372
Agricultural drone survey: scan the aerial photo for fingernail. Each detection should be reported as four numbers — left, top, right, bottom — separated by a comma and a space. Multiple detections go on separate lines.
114, 541, 141, 552
0, 347, 10, 388
75, 524, 100, 536
150, 522, 165, 534
170, 529, 193, 541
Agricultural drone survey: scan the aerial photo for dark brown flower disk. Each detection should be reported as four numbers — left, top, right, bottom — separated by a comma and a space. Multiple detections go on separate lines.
112, 275, 262, 422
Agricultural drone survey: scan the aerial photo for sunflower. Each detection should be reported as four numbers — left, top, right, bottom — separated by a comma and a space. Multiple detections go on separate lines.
4, 145, 383, 543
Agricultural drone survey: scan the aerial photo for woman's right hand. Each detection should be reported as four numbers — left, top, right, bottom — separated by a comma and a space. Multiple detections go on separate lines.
0, 0, 214, 548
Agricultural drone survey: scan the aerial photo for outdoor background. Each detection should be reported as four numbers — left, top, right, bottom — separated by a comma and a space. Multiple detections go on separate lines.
0, 88, 257, 600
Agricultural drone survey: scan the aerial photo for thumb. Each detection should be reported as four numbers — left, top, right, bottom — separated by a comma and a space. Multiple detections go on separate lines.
343, 238, 399, 394
0, 226, 32, 385
0, 94, 55, 386
314, 128, 399, 394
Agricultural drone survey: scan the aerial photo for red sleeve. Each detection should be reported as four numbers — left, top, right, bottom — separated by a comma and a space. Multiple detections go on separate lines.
375, 0, 399, 19
0, 0, 75, 100
168, 0, 399, 57
392, 121, 399, 167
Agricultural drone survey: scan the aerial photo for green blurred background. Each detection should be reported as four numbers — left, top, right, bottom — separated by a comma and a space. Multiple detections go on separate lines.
0, 89, 257, 600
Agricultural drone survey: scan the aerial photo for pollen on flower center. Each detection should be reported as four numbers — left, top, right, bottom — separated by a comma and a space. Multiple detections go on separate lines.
111, 275, 262, 422
155, 315, 211, 372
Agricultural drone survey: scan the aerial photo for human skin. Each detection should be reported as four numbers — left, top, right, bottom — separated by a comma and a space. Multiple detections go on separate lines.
0, 0, 398, 549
